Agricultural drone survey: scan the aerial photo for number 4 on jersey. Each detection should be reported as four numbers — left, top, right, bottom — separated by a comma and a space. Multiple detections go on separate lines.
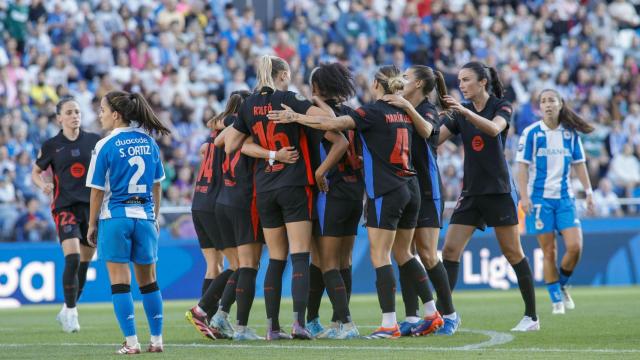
390, 128, 410, 170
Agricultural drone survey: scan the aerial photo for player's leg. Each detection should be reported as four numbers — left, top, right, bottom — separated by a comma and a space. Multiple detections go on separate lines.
556, 198, 583, 310
233, 241, 263, 340
441, 224, 475, 290
210, 246, 239, 338
262, 226, 289, 340
339, 236, 354, 304
77, 204, 95, 301
132, 218, 163, 353
306, 235, 325, 335
537, 232, 564, 314
59, 237, 81, 332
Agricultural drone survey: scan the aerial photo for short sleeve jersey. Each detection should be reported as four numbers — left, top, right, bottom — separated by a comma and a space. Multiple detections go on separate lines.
233, 87, 314, 193
86, 127, 165, 220
412, 99, 443, 199
351, 100, 417, 199
217, 115, 257, 209
317, 101, 364, 201
516, 120, 585, 199
191, 130, 224, 212
443, 95, 513, 196
35, 130, 101, 210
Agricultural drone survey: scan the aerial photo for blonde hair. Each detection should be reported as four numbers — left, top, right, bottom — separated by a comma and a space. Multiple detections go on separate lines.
255, 55, 289, 90
375, 65, 404, 94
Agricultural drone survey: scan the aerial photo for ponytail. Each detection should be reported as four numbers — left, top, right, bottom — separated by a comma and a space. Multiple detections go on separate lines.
105, 91, 170, 135
255, 54, 289, 91
539, 89, 594, 134
461, 61, 503, 98
209, 90, 250, 128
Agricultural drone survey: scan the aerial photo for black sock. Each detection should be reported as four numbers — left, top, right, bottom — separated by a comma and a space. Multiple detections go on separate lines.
219, 271, 238, 313
323, 269, 350, 323
512, 258, 537, 321
202, 278, 213, 297
341, 266, 352, 303
427, 261, 455, 315
236, 267, 258, 326
375, 265, 396, 313
443, 260, 460, 291
63, 254, 80, 308
198, 269, 233, 318
405, 257, 433, 304
398, 261, 419, 318
264, 259, 286, 331
307, 263, 324, 322
76, 261, 90, 301
291, 252, 310, 325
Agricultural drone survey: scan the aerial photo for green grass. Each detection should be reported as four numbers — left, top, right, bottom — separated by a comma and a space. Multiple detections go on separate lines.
1, 287, 639, 359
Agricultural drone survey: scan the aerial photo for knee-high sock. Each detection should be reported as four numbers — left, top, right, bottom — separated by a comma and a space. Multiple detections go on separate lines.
559, 268, 573, 287
76, 261, 90, 301
307, 263, 324, 322
201, 278, 213, 297
111, 284, 136, 337
291, 252, 310, 325
264, 259, 286, 330
443, 260, 460, 291
512, 258, 537, 320
219, 271, 239, 313
398, 261, 419, 318
341, 266, 352, 302
404, 258, 433, 305
63, 254, 80, 308
198, 269, 233, 318
375, 265, 396, 314
140, 282, 163, 336
324, 269, 350, 323
427, 261, 455, 315
235, 267, 258, 326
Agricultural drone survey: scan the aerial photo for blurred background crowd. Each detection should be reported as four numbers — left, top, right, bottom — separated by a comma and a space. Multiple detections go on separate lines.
1, 0, 639, 241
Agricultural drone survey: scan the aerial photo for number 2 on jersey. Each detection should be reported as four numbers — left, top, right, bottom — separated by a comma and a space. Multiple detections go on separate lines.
128, 156, 147, 193
390, 128, 410, 170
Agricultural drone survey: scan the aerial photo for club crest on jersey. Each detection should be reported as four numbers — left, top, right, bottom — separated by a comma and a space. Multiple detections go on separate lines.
471, 135, 485, 152
563, 130, 571, 140
70, 163, 86, 178
295, 93, 307, 102
71, 149, 80, 157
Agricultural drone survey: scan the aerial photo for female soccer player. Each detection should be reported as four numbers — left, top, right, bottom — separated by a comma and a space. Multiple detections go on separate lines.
516, 89, 594, 314
86, 91, 170, 354
438, 61, 538, 332
186, 92, 246, 340
32, 96, 101, 333
224, 55, 348, 340
385, 65, 458, 336
269, 65, 436, 339
302, 63, 363, 339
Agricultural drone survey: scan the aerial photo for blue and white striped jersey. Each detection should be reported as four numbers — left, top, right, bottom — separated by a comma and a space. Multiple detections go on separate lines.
86, 127, 165, 220
516, 121, 585, 199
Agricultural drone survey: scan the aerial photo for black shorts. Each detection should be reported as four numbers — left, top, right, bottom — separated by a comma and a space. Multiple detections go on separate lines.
417, 196, 444, 229
192, 210, 232, 250
53, 204, 90, 245
257, 186, 315, 229
450, 193, 519, 230
215, 203, 265, 247
365, 178, 420, 230
315, 194, 363, 237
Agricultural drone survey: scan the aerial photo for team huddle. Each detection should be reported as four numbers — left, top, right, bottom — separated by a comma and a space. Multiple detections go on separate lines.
33, 54, 595, 354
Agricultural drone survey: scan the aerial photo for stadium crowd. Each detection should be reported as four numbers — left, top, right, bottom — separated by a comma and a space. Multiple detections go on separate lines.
1, 0, 639, 241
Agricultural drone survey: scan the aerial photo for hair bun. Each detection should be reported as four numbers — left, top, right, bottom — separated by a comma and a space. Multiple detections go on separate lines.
388, 77, 405, 93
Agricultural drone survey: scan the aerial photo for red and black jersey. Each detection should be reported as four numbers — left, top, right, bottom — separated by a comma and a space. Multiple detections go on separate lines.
318, 101, 364, 201
35, 130, 100, 210
192, 130, 224, 212
217, 115, 257, 209
443, 95, 514, 196
233, 87, 314, 193
412, 99, 443, 200
352, 100, 417, 199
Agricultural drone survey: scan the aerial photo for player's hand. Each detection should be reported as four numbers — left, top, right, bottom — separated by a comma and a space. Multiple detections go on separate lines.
154, 220, 160, 234
520, 197, 533, 215
276, 146, 299, 163
42, 183, 54, 195
268, 104, 298, 124
382, 94, 411, 110
586, 193, 595, 215
315, 170, 329, 193
442, 95, 466, 114
87, 225, 97, 248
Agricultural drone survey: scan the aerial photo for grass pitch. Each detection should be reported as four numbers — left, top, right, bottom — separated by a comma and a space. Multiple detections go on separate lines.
0, 287, 638, 359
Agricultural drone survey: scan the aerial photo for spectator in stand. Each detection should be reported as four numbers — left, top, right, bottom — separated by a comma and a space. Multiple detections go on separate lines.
14, 197, 54, 242
608, 143, 640, 198
593, 178, 624, 217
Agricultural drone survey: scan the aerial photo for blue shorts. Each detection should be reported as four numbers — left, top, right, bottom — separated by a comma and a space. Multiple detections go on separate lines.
98, 218, 158, 264
525, 197, 580, 235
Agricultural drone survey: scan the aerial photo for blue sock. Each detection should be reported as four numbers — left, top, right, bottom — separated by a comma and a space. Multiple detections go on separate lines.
559, 268, 572, 287
140, 282, 163, 336
546, 282, 562, 303
111, 284, 136, 337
